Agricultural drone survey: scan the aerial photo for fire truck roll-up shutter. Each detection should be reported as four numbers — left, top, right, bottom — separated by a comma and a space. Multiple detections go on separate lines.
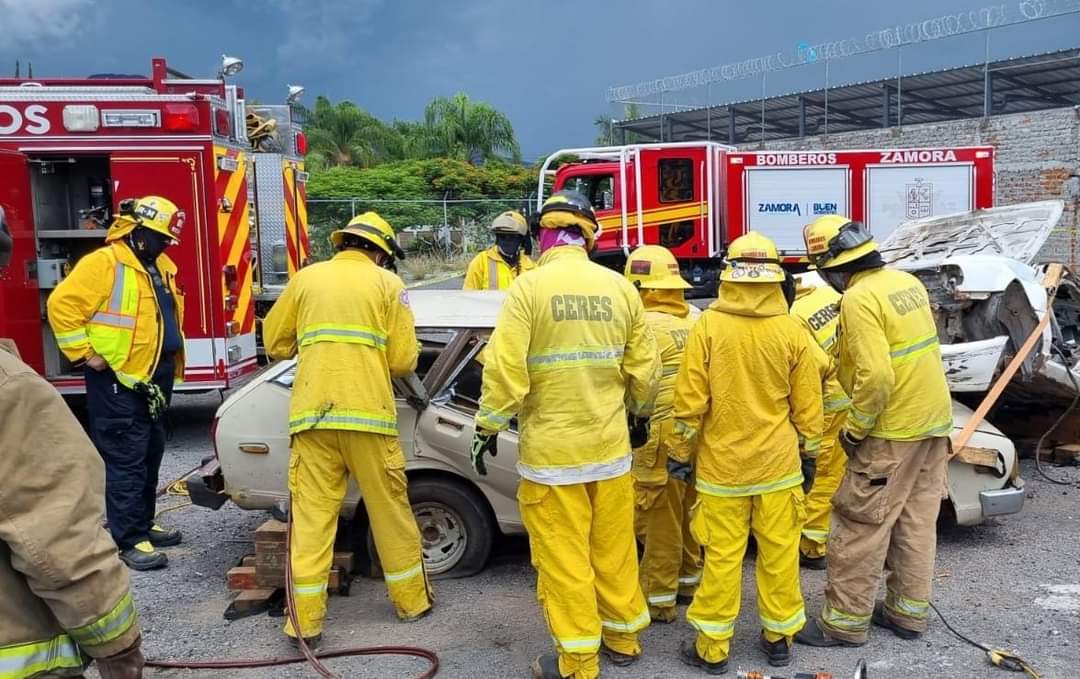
282, 160, 308, 274
214, 146, 254, 337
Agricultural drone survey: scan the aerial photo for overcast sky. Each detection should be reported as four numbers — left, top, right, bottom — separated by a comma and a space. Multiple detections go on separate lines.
2, 0, 1077, 159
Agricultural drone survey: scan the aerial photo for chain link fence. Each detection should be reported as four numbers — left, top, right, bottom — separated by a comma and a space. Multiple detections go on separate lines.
307, 197, 536, 262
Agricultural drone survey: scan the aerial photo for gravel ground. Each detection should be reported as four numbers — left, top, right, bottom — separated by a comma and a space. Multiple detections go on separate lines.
123, 392, 1080, 679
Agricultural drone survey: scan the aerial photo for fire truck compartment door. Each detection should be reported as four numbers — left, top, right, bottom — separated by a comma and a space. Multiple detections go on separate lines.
864, 163, 973, 245
0, 149, 44, 371
109, 153, 220, 366
744, 166, 849, 252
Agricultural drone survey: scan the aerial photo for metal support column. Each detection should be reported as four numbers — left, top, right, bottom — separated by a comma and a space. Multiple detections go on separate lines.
798, 96, 806, 137
983, 30, 993, 118
881, 84, 890, 128
728, 107, 737, 145
706, 83, 712, 140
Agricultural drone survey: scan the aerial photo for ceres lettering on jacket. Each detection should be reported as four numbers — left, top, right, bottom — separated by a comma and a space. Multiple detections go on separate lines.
550, 294, 614, 322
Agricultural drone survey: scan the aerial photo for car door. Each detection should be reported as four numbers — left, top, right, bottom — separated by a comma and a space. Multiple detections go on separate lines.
413, 330, 523, 531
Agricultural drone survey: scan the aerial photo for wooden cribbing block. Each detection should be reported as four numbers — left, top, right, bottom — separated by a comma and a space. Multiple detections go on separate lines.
226, 566, 258, 591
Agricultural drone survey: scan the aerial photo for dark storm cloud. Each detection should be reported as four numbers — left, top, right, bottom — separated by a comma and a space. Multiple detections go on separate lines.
1, 1, 1076, 159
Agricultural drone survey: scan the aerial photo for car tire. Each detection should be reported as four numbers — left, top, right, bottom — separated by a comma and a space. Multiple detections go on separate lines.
351, 476, 495, 580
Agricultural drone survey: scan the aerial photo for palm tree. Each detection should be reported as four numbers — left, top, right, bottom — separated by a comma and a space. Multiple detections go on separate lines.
416, 93, 521, 164
594, 103, 645, 145
302, 96, 403, 169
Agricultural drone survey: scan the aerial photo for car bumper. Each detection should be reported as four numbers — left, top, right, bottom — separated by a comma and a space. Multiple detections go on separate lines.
187, 457, 229, 510
979, 484, 1025, 517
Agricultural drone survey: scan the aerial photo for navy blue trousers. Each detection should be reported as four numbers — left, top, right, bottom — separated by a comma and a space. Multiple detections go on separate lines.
85, 356, 175, 550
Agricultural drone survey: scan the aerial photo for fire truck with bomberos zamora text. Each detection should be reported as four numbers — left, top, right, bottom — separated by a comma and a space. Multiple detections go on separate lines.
538, 143, 993, 295
0, 56, 310, 393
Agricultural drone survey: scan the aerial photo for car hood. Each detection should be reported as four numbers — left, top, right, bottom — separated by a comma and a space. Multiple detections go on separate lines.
879, 200, 1063, 267
952, 399, 1007, 439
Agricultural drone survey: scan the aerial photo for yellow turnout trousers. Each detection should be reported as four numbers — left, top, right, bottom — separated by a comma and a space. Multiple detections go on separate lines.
635, 474, 701, 622
687, 488, 806, 663
519, 474, 650, 679
285, 430, 432, 638
800, 410, 847, 558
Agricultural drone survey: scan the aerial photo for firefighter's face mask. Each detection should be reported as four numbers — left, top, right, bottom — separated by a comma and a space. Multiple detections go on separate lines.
130, 226, 174, 263
0, 206, 12, 269
495, 233, 524, 262
821, 269, 851, 294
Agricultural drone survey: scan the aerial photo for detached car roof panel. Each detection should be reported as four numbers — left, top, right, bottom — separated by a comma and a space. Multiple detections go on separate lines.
879, 200, 1063, 266
408, 290, 506, 329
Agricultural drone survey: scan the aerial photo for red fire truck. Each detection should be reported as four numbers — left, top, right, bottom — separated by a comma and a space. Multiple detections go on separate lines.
539, 143, 994, 292
0, 57, 309, 393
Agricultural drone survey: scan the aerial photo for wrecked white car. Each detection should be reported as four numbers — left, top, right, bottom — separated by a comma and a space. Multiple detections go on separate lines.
880, 200, 1080, 405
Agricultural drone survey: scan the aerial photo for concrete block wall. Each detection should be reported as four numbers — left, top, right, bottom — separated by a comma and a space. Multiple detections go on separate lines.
737, 107, 1080, 267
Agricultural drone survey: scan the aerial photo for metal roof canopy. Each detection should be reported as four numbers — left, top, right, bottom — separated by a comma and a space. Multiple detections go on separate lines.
615, 49, 1080, 144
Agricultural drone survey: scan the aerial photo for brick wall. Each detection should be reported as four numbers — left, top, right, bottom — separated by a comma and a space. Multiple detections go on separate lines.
736, 107, 1080, 267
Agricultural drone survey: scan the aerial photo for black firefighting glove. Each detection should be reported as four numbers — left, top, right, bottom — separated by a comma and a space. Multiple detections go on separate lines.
801, 456, 817, 494
133, 382, 167, 421
839, 429, 865, 458
628, 414, 651, 449
666, 457, 693, 483
471, 430, 498, 476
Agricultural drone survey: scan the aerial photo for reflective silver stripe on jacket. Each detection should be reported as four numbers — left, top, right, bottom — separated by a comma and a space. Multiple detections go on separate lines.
516, 454, 631, 485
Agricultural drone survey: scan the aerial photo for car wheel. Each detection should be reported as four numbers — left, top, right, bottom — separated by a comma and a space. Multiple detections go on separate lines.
352, 477, 495, 580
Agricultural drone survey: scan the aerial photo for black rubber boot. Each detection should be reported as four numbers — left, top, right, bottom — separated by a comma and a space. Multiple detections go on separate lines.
678, 639, 728, 675
530, 654, 568, 679
794, 617, 866, 647
799, 553, 827, 571
600, 644, 640, 666
289, 633, 323, 652
872, 602, 922, 640
759, 633, 792, 667
119, 542, 168, 570
148, 523, 182, 547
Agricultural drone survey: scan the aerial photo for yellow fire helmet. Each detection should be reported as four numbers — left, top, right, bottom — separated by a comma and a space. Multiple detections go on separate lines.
720, 231, 786, 283
537, 190, 601, 247
624, 245, 691, 289
803, 214, 878, 270
491, 210, 529, 236
330, 211, 406, 260
107, 196, 185, 244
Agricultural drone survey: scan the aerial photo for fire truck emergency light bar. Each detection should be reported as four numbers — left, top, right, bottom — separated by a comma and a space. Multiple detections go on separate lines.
56, 104, 200, 132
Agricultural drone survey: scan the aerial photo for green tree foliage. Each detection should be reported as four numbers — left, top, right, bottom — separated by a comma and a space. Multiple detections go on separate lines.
306, 158, 536, 261
594, 103, 646, 145
302, 96, 404, 170
301, 93, 522, 170
411, 92, 522, 164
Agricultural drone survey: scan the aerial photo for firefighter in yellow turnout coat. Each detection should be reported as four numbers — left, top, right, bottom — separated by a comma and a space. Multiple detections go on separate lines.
797, 216, 952, 648
623, 246, 702, 624
1, 215, 144, 679
264, 212, 432, 645
474, 191, 660, 679
790, 281, 850, 568
674, 232, 823, 673
463, 210, 536, 290
48, 196, 187, 571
